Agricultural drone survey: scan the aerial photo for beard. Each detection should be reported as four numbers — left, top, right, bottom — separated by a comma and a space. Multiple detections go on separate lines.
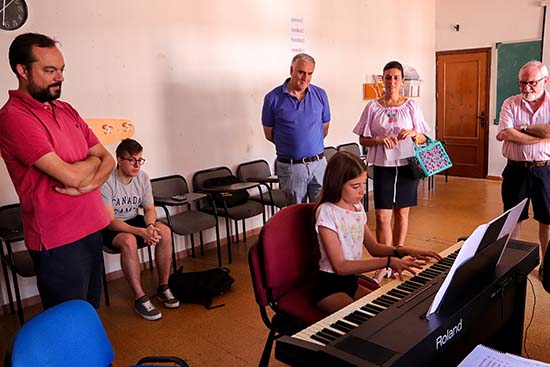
522, 88, 544, 102
27, 76, 62, 103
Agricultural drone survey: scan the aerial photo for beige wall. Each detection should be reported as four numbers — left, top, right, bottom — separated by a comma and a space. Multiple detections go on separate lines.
0, 0, 436, 303
436, 0, 544, 177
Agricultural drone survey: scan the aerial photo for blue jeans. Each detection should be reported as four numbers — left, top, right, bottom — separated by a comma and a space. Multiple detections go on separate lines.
277, 158, 327, 204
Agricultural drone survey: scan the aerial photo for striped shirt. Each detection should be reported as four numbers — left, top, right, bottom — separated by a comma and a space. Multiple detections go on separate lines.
498, 91, 550, 161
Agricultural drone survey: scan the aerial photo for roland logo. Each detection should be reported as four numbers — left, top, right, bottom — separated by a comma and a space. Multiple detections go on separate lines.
435, 319, 463, 350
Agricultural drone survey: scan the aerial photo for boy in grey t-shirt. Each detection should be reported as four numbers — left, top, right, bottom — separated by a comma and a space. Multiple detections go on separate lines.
101, 139, 179, 320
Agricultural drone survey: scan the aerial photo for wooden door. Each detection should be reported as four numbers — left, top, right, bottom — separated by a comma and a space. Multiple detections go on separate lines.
436, 48, 490, 178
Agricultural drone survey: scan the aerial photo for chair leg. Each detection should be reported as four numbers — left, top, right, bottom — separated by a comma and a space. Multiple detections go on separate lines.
10, 266, 24, 325
102, 257, 111, 306
190, 233, 196, 258
214, 225, 222, 267
224, 217, 232, 264
5, 241, 25, 324
234, 220, 239, 243
0, 243, 16, 314
166, 228, 178, 273
242, 219, 247, 243
259, 329, 277, 367
199, 231, 205, 256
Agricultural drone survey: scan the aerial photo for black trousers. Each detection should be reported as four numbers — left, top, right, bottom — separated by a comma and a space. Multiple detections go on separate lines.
29, 231, 104, 309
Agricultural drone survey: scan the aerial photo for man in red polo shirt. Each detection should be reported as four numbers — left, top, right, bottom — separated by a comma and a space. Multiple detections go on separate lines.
0, 33, 115, 309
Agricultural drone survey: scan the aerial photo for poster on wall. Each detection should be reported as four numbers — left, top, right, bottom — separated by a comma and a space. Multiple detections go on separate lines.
290, 17, 306, 54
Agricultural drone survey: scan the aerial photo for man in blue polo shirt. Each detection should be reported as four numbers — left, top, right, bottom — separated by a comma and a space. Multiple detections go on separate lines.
262, 53, 331, 204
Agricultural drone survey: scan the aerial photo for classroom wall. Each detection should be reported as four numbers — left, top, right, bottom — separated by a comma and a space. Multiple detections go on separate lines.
0, 0, 436, 304
435, 0, 544, 177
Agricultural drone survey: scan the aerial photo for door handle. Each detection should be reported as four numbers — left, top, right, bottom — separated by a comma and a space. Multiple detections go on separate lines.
477, 112, 485, 128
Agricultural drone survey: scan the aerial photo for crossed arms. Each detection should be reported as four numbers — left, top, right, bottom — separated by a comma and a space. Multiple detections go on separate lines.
34, 143, 115, 196
496, 124, 550, 144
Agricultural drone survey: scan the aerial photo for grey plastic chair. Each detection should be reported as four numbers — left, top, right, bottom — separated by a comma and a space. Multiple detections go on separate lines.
324, 146, 337, 162
151, 175, 222, 267
193, 167, 265, 263
236, 159, 287, 217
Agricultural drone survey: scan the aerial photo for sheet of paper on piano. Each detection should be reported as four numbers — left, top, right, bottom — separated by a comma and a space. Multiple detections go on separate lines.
426, 223, 487, 317
496, 198, 527, 264
457, 344, 550, 367
426, 198, 527, 317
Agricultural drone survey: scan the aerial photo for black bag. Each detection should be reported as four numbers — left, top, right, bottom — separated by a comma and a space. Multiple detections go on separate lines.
203, 175, 249, 207
168, 266, 235, 309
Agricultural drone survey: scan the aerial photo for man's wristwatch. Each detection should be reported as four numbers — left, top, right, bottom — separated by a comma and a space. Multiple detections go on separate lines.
520, 125, 528, 133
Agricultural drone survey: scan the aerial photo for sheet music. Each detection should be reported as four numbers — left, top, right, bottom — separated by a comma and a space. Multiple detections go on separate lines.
426, 199, 527, 317
426, 224, 487, 317
384, 138, 415, 161
458, 344, 550, 367
498, 198, 527, 247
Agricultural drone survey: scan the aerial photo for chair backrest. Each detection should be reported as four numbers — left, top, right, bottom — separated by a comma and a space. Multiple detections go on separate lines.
236, 159, 272, 182
151, 175, 190, 198
324, 146, 337, 162
0, 203, 34, 278
337, 142, 361, 156
9, 300, 114, 367
0, 203, 24, 240
257, 203, 320, 301
192, 166, 233, 192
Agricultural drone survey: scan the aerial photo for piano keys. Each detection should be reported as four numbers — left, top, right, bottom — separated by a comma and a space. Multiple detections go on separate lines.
275, 239, 539, 367
291, 243, 461, 348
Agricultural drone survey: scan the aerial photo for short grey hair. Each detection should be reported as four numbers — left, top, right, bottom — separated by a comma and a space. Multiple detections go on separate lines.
519, 60, 549, 79
291, 53, 315, 66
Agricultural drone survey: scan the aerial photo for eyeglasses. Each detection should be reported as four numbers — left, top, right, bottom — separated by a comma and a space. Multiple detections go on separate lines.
121, 157, 146, 165
518, 76, 546, 87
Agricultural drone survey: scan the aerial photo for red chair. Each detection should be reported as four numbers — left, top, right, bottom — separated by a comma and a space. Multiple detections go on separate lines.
248, 203, 379, 366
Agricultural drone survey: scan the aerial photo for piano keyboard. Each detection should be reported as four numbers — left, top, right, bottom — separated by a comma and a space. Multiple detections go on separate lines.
293, 242, 463, 347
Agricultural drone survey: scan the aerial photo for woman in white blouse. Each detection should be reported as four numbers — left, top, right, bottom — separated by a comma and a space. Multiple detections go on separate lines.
353, 61, 430, 282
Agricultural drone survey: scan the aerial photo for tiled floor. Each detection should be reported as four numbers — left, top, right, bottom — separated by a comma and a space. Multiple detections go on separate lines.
1, 176, 549, 366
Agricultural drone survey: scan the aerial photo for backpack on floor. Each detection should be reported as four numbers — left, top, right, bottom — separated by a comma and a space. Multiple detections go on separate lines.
168, 266, 235, 309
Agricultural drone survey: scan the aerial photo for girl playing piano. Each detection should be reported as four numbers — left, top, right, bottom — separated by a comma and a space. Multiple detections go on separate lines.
312, 151, 442, 314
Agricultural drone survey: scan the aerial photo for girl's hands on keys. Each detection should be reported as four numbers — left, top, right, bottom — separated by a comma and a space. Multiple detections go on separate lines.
389, 257, 426, 280
400, 247, 443, 262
